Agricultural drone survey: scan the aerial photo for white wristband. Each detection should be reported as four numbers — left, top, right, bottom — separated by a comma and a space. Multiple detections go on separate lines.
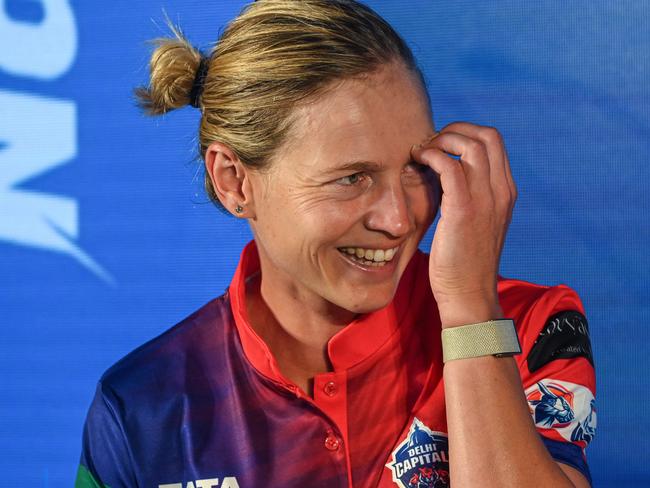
441, 319, 521, 363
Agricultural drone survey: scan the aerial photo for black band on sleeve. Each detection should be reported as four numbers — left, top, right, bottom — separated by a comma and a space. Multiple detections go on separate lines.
527, 310, 594, 373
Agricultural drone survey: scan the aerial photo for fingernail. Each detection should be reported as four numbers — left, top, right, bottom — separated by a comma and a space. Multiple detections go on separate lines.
413, 132, 439, 151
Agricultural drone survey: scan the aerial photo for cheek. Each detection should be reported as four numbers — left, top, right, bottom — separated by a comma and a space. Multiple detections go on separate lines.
255, 196, 357, 266
290, 190, 365, 239
296, 206, 361, 264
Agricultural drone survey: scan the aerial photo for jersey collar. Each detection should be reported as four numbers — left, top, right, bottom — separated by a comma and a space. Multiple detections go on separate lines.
228, 240, 426, 387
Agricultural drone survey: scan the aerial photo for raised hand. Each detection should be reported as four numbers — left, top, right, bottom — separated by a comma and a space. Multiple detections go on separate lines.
411, 122, 517, 328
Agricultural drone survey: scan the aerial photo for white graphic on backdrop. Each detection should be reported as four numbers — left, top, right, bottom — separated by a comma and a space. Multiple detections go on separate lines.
0, 1, 114, 284
0, 0, 77, 79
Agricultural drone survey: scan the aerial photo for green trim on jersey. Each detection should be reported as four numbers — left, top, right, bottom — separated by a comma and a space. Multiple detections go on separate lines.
75, 464, 109, 488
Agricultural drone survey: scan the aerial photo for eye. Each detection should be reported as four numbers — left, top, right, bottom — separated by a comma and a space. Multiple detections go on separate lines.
404, 161, 428, 174
402, 162, 429, 182
335, 172, 368, 186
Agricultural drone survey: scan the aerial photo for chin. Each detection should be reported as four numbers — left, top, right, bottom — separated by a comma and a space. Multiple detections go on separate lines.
335, 288, 396, 315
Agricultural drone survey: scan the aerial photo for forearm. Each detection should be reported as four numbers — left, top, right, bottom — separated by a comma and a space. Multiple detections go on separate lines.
417, 123, 585, 486
444, 354, 575, 487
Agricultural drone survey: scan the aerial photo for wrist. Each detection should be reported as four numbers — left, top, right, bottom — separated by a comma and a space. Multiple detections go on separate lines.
436, 295, 502, 329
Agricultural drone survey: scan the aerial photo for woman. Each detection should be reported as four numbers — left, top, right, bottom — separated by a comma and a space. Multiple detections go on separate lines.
76, 1, 596, 487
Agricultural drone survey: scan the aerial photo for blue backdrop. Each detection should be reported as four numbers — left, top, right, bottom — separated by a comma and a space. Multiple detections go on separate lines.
1, 1, 648, 486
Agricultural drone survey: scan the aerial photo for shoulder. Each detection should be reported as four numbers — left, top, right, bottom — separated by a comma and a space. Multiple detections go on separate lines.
99, 293, 235, 402
79, 293, 248, 483
498, 277, 591, 374
497, 277, 587, 349
498, 276, 595, 394
498, 277, 585, 318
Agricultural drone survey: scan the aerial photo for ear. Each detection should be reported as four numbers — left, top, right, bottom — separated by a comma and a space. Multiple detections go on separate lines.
204, 141, 256, 218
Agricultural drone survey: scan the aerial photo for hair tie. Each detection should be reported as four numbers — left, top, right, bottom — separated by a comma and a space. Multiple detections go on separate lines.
189, 56, 210, 108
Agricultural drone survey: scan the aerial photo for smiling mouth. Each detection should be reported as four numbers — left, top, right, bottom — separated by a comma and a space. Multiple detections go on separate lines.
337, 246, 399, 267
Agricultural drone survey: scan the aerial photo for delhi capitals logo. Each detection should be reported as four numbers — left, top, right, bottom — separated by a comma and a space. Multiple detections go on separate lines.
524, 379, 597, 449
526, 381, 575, 428
386, 418, 449, 488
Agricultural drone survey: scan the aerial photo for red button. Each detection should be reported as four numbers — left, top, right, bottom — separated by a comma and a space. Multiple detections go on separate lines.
323, 381, 338, 397
324, 432, 340, 451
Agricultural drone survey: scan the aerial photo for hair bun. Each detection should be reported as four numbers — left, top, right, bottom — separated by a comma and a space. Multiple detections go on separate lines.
135, 27, 204, 115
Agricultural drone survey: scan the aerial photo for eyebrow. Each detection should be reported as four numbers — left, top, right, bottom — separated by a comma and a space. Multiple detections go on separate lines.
319, 160, 384, 176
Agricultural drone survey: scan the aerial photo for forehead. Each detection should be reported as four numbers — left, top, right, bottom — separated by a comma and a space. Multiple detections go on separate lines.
276, 63, 433, 171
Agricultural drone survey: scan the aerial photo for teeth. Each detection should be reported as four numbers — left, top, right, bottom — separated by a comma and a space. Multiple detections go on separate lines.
339, 246, 399, 264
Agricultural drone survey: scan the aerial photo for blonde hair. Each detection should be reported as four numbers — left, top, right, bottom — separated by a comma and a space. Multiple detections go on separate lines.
136, 0, 426, 206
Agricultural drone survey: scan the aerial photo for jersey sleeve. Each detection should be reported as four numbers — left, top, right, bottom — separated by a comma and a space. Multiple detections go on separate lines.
75, 382, 137, 488
510, 284, 596, 484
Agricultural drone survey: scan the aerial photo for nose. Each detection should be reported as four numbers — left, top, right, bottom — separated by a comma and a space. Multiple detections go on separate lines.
364, 181, 414, 238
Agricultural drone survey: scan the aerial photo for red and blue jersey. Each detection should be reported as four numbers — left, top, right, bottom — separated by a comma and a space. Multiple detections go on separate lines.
77, 241, 596, 487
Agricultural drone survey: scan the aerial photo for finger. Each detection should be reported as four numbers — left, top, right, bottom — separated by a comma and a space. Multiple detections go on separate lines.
502, 143, 518, 204
441, 122, 511, 206
411, 145, 471, 208
423, 130, 492, 203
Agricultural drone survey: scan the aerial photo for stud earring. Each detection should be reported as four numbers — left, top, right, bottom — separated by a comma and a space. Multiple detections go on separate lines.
235, 205, 244, 214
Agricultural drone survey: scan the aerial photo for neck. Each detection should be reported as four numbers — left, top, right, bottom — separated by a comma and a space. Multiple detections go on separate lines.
245, 264, 357, 396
